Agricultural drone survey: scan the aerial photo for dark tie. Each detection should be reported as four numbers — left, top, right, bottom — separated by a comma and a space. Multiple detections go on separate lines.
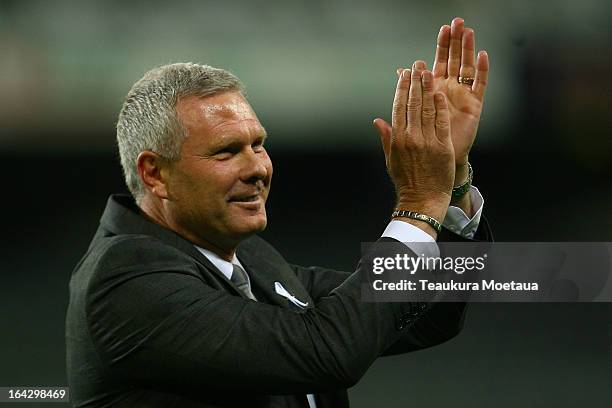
231, 264, 257, 300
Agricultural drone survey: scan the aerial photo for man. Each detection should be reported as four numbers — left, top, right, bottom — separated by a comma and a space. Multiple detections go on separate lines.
66, 18, 491, 408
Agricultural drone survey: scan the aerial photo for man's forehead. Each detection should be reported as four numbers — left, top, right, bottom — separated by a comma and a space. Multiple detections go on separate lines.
177, 91, 260, 131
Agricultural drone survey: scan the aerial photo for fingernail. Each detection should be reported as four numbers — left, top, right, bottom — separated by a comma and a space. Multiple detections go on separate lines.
401, 69, 410, 79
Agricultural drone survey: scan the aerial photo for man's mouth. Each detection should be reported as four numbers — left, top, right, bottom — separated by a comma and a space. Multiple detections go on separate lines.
228, 193, 264, 211
229, 195, 260, 203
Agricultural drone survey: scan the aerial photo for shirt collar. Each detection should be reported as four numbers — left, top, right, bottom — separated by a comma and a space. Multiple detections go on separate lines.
194, 246, 243, 280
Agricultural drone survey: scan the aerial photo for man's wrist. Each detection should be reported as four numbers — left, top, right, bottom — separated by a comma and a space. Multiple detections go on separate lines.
450, 162, 473, 215
393, 198, 449, 240
395, 198, 449, 223
454, 162, 470, 187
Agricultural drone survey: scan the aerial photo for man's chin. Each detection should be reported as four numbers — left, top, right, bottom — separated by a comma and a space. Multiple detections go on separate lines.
248, 216, 267, 233
233, 213, 267, 236
226, 201, 268, 235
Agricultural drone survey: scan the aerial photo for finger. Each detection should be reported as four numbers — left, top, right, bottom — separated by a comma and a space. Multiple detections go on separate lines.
447, 17, 464, 78
472, 50, 489, 100
392, 69, 411, 132
433, 25, 451, 78
373, 118, 392, 162
396, 68, 404, 77
459, 28, 476, 82
421, 70, 437, 138
434, 92, 451, 142
407, 61, 425, 133
414, 60, 427, 70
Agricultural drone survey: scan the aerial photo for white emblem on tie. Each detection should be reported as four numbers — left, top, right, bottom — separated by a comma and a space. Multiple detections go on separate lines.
274, 282, 309, 308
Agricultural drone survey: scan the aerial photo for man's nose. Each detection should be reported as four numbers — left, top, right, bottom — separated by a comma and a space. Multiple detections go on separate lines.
240, 150, 269, 182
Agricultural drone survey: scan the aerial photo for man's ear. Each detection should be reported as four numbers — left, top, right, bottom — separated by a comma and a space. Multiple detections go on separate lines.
137, 151, 171, 200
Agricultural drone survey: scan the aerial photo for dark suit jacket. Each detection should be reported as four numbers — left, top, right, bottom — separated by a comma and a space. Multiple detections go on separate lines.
66, 194, 492, 407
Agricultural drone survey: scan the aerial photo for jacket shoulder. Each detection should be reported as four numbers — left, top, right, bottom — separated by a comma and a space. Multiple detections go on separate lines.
70, 234, 200, 299
92, 234, 195, 273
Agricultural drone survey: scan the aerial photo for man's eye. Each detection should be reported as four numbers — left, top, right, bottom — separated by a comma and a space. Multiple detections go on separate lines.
252, 140, 265, 151
215, 149, 234, 159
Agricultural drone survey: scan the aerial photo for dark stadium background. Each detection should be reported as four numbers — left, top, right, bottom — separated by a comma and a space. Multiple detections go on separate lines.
1, 1, 610, 406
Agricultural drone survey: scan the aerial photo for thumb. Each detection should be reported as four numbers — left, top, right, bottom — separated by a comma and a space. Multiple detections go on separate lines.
373, 118, 392, 162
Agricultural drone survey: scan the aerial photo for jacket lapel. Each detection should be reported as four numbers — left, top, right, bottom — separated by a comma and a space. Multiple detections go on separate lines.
237, 236, 313, 311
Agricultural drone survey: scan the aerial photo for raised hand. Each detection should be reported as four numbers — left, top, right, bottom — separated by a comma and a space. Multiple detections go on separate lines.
430, 17, 489, 167
379, 18, 489, 171
373, 64, 455, 238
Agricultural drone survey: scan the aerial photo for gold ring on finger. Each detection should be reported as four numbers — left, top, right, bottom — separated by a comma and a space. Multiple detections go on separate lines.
458, 76, 475, 86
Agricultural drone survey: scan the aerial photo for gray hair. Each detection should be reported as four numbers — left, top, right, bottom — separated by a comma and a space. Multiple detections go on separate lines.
116, 62, 245, 202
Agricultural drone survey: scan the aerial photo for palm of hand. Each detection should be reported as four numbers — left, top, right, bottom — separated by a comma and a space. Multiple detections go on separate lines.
433, 76, 482, 163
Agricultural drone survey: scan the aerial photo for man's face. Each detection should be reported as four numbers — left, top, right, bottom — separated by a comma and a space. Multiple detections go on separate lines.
166, 91, 272, 249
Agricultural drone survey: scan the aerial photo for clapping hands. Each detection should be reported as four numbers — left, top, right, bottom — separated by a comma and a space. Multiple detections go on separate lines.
375, 17, 489, 180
